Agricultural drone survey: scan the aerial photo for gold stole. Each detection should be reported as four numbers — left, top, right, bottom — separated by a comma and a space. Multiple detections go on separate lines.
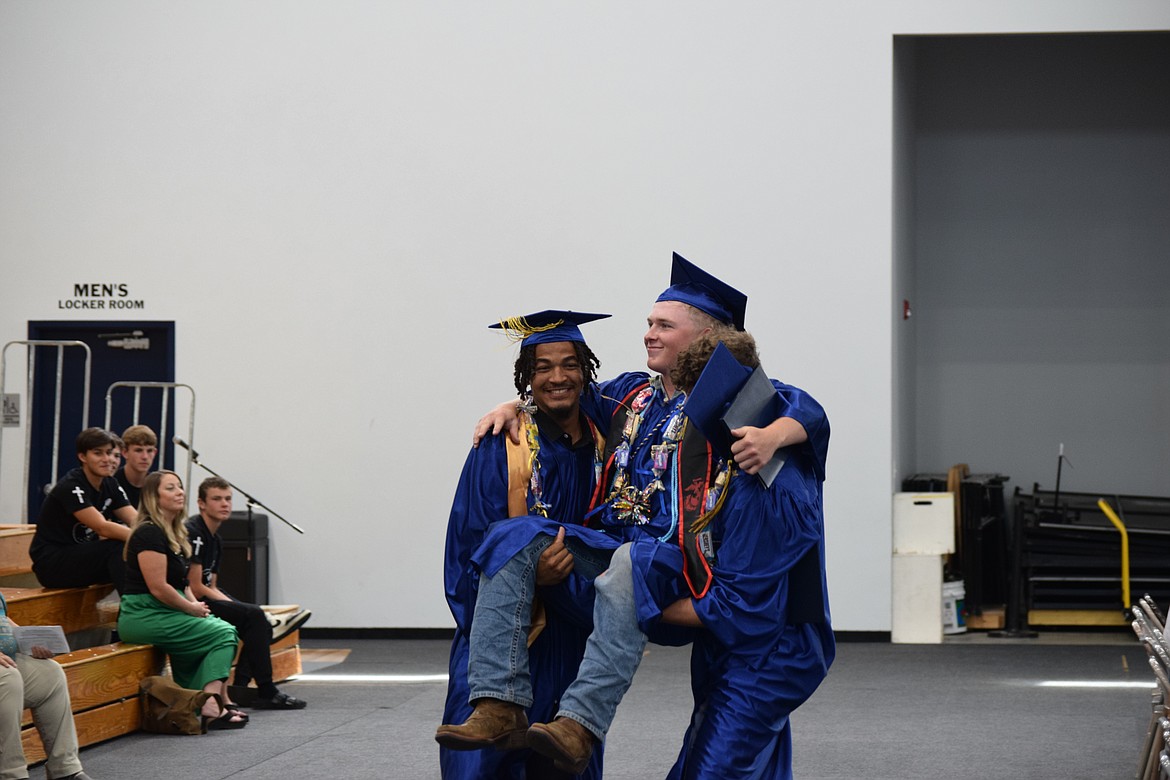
503, 411, 604, 645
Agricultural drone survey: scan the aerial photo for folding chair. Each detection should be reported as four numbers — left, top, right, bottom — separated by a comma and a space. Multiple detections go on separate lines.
1142, 593, 1167, 634
1134, 607, 1170, 780
1160, 723, 1170, 780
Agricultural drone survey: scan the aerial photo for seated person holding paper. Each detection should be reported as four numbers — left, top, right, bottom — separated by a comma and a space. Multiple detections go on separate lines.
0, 593, 95, 780
526, 331, 835, 779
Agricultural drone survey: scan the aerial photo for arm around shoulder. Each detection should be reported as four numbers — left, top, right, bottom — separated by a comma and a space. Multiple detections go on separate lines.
472, 400, 521, 447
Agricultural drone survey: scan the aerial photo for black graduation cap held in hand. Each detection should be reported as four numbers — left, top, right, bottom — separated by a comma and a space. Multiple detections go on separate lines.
683, 341, 786, 488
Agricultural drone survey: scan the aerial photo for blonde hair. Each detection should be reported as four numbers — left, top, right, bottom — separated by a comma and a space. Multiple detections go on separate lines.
120, 424, 158, 448
684, 304, 721, 332
125, 470, 192, 560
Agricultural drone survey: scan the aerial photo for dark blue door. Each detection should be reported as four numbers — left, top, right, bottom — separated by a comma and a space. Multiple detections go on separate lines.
24, 321, 175, 520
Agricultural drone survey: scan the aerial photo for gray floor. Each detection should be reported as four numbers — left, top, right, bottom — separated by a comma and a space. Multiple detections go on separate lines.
48, 631, 1152, 779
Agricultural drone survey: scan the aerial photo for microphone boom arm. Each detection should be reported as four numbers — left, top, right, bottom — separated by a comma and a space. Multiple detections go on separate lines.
174, 438, 305, 534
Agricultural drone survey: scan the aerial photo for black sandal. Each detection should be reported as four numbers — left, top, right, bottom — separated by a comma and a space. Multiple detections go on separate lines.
253, 691, 307, 710
203, 709, 248, 730
224, 703, 250, 722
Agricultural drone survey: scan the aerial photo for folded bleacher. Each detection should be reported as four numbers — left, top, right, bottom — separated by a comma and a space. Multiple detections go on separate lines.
1017, 489, 1170, 625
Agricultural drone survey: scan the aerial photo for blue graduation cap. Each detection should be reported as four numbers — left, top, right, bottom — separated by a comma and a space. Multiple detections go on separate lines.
489, 310, 610, 347
656, 252, 748, 331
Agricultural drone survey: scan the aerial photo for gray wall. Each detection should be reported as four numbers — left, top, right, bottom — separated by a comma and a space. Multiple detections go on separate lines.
893, 40, 918, 494
910, 33, 1170, 499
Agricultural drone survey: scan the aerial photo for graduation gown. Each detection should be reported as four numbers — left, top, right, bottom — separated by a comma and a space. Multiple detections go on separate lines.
441, 419, 602, 780
642, 431, 835, 780
583, 372, 829, 522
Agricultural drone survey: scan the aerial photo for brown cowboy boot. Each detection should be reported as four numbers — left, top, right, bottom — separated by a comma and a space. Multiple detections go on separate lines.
526, 717, 596, 774
435, 699, 529, 751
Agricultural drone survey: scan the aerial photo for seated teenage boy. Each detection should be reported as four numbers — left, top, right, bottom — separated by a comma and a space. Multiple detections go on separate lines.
186, 476, 309, 710
114, 424, 159, 509
30, 428, 134, 591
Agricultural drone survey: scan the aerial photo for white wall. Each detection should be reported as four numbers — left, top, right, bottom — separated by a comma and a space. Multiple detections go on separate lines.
1, 2, 1167, 630
912, 33, 1170, 499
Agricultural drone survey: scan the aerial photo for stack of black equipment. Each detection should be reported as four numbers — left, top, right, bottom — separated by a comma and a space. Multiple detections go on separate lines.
1015, 487, 1170, 613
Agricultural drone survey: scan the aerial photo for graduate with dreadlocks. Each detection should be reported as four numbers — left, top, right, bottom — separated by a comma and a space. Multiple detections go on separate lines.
440, 310, 610, 780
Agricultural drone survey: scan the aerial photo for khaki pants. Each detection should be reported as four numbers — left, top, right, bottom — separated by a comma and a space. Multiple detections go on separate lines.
0, 655, 82, 780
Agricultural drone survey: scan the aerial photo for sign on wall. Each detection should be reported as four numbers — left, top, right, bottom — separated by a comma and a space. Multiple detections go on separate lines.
58, 283, 146, 311
1, 394, 17, 427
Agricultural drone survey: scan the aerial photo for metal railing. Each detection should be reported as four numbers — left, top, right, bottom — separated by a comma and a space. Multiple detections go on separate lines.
105, 381, 196, 513
0, 340, 92, 521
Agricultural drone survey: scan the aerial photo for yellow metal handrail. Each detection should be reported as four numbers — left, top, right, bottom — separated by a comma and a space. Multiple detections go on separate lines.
1097, 498, 1130, 610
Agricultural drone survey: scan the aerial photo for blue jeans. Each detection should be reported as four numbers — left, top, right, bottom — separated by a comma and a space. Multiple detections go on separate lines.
467, 534, 622, 712
557, 543, 648, 740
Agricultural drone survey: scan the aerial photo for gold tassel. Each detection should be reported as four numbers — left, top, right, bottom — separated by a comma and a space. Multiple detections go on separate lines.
496, 315, 564, 343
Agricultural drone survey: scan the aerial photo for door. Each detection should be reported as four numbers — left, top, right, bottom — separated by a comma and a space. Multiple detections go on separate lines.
25, 321, 175, 519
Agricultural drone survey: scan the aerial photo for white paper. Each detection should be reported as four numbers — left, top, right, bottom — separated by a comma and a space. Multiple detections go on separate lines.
15, 625, 71, 655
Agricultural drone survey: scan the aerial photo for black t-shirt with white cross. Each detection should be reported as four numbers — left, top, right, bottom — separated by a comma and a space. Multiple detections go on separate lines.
114, 466, 142, 511
123, 521, 190, 594
185, 514, 221, 587
30, 467, 131, 553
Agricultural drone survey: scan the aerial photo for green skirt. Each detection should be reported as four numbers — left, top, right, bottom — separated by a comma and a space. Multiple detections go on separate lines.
118, 591, 239, 690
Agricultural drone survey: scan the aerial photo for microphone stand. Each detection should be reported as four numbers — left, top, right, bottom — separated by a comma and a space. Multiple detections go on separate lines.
990, 446, 1068, 640
177, 443, 305, 534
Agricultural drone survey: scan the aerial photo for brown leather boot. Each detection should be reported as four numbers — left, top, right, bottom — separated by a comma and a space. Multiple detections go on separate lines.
435, 699, 529, 751
526, 717, 596, 774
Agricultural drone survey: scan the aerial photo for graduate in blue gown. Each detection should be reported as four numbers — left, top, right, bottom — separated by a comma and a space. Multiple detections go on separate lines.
652, 434, 833, 779
640, 335, 834, 780
441, 310, 610, 780
580, 253, 828, 544
523, 330, 833, 779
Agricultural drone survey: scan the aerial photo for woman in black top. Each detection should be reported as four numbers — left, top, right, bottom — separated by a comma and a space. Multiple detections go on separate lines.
117, 471, 246, 729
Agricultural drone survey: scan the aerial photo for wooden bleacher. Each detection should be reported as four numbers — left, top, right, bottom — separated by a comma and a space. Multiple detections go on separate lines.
259, 610, 304, 685
0, 525, 34, 578
20, 642, 163, 762
0, 523, 302, 765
